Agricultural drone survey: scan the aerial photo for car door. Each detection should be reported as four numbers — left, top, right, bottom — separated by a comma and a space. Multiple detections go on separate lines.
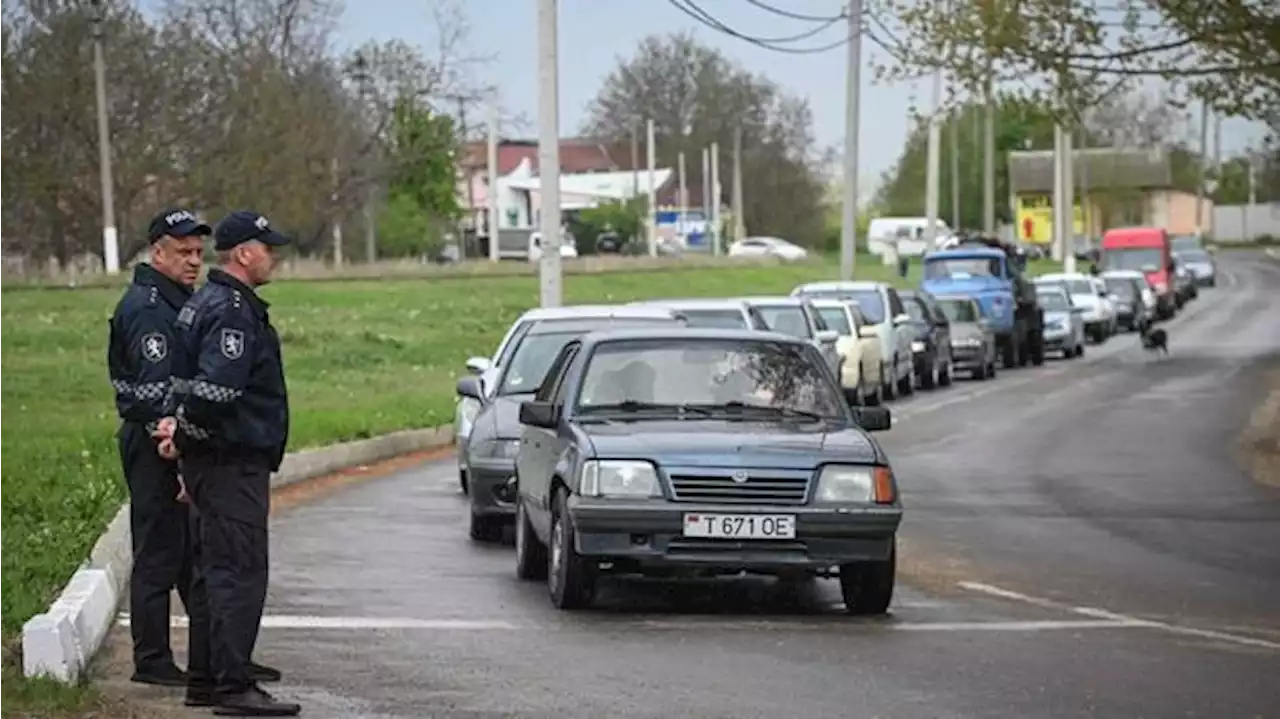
517, 342, 580, 531
802, 300, 841, 375
885, 288, 911, 371
921, 292, 951, 360
847, 304, 881, 384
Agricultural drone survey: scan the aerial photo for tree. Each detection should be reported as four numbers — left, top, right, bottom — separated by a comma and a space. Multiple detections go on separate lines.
582, 33, 828, 247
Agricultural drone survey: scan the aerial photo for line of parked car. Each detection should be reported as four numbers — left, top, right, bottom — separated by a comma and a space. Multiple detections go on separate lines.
447, 229, 1215, 615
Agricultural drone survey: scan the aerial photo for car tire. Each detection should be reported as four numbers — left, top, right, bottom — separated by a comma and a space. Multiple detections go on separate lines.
548, 489, 596, 610
898, 361, 914, 396
843, 381, 864, 407
469, 510, 503, 543
918, 357, 937, 390
987, 358, 997, 378
971, 363, 987, 381
459, 469, 470, 495
839, 541, 896, 616
881, 365, 896, 400
515, 496, 548, 581
938, 357, 953, 387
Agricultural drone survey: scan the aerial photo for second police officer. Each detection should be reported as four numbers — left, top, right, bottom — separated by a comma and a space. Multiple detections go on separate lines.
158, 210, 297, 716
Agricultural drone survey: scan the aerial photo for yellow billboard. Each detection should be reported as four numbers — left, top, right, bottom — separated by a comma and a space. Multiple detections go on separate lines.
1015, 194, 1083, 245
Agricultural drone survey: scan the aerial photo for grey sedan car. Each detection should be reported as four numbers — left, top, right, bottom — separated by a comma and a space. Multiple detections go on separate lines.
511, 327, 900, 613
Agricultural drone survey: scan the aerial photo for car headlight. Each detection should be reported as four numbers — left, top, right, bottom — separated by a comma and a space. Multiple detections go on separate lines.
472, 438, 520, 460
579, 460, 662, 498
911, 340, 926, 352
815, 464, 895, 504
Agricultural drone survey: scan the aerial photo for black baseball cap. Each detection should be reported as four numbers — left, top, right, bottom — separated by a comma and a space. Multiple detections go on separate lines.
147, 207, 212, 243
213, 211, 292, 251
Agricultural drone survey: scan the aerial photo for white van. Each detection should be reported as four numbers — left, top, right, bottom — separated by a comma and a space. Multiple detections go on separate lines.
527, 231, 579, 263
866, 217, 953, 259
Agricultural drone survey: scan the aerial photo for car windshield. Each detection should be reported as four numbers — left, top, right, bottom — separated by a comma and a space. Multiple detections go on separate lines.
1101, 247, 1163, 271
754, 305, 813, 338
1104, 278, 1137, 297
936, 298, 979, 322
1038, 292, 1070, 311
576, 338, 845, 419
677, 308, 749, 329
1171, 235, 1201, 252
1060, 279, 1093, 295
903, 299, 926, 321
814, 307, 852, 335
924, 257, 1002, 280
1178, 249, 1210, 263
498, 319, 672, 395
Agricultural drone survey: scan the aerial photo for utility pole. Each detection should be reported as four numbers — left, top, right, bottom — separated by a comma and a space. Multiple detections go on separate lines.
349, 52, 377, 264
631, 124, 640, 198
923, 68, 943, 253
701, 147, 711, 250
710, 142, 721, 255
677, 151, 687, 245
840, 0, 863, 281
1052, 124, 1065, 263
732, 126, 745, 241
982, 75, 996, 234
1078, 129, 1090, 240
646, 117, 657, 256
487, 90, 501, 262
1212, 111, 1222, 239
949, 106, 960, 230
1062, 125, 1076, 274
90, 0, 119, 274
1194, 101, 1209, 234
331, 157, 344, 266
536, 0, 562, 307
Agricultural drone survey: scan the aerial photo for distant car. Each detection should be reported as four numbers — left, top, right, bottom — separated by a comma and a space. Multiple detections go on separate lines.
791, 281, 917, 399
1175, 248, 1216, 288
629, 298, 771, 330
1170, 233, 1204, 254
897, 289, 954, 390
1035, 273, 1116, 343
528, 231, 579, 263
454, 305, 683, 496
1170, 255, 1198, 305
736, 296, 842, 378
1035, 285, 1085, 358
809, 298, 886, 406
727, 236, 809, 261
933, 295, 997, 380
1100, 272, 1152, 332
511, 327, 900, 613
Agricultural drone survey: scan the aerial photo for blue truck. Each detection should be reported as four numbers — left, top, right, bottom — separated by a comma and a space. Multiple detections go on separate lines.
919, 238, 1045, 368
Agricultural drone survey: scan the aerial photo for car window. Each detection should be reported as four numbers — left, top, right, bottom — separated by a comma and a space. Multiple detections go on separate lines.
1104, 278, 1137, 297
1065, 279, 1094, 295
498, 330, 583, 395
807, 304, 829, 332
534, 342, 579, 403
815, 307, 852, 335
1039, 292, 1070, 312
936, 298, 979, 322
494, 320, 533, 368
887, 289, 906, 318
678, 308, 749, 329
924, 257, 1002, 279
904, 297, 927, 322
550, 347, 582, 406
746, 307, 771, 330
755, 305, 813, 338
575, 338, 845, 418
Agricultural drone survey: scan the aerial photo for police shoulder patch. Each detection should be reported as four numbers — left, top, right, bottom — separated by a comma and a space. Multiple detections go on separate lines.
141, 332, 168, 363
220, 328, 246, 360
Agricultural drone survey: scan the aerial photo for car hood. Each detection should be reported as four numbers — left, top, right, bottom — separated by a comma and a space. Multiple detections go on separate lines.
1070, 293, 1100, 308
920, 274, 1006, 295
581, 419, 880, 468
951, 323, 984, 341
1043, 310, 1072, 326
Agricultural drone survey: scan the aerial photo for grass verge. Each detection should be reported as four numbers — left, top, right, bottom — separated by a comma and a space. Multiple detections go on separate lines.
1, 255, 1060, 713
1237, 363, 1280, 490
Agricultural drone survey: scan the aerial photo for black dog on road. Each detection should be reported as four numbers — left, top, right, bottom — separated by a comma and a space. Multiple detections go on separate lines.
1139, 323, 1169, 355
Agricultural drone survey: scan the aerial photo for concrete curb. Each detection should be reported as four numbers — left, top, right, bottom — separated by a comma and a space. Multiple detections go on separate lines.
21, 425, 453, 681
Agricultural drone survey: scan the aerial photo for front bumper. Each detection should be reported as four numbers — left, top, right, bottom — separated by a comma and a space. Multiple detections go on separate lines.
568, 496, 900, 570
1042, 330, 1071, 350
950, 344, 985, 369
468, 459, 517, 516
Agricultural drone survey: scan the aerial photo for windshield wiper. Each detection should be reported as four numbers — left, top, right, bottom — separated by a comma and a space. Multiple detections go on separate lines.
718, 402, 829, 422
581, 400, 715, 417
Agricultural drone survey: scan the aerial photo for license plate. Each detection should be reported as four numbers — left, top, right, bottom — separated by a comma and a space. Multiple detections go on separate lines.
682, 513, 797, 540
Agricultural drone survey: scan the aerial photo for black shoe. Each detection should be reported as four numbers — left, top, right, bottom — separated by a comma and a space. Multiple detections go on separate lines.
185, 684, 216, 707
131, 663, 188, 687
250, 660, 282, 683
213, 685, 300, 716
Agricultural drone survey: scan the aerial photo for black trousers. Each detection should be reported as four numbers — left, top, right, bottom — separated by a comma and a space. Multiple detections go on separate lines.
182, 454, 270, 693
117, 421, 193, 672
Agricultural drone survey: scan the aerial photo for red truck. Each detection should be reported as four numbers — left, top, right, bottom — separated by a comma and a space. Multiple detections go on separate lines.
1099, 227, 1176, 320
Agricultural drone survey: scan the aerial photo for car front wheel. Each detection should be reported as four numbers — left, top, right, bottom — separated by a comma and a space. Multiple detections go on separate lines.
515, 496, 548, 580
548, 489, 596, 609
839, 541, 896, 615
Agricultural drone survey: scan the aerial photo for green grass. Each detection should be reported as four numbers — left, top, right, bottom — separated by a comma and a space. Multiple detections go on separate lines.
1, 255, 1062, 710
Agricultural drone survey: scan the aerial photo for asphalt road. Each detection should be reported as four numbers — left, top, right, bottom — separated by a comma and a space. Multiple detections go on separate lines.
130, 253, 1280, 718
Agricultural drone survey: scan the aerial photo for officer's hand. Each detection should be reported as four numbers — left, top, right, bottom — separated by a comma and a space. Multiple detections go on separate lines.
176, 475, 191, 504
157, 437, 180, 460
152, 416, 177, 441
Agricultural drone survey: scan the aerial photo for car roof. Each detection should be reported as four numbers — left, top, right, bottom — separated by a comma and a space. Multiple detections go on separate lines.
577, 326, 806, 348
735, 295, 808, 305
1100, 269, 1143, 278
525, 315, 679, 336
807, 298, 856, 309
792, 281, 885, 292
516, 305, 677, 321
1035, 285, 1069, 297
1036, 272, 1091, 281
630, 298, 750, 311
925, 247, 1005, 260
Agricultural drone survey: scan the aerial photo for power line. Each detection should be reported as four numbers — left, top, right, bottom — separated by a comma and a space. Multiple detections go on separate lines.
742, 0, 845, 23
668, 0, 908, 60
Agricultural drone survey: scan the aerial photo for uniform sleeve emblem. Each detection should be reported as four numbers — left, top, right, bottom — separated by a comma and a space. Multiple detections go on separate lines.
221, 328, 245, 360
141, 332, 168, 363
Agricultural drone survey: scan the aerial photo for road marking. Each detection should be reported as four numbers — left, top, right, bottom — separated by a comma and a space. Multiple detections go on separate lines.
958, 581, 1280, 651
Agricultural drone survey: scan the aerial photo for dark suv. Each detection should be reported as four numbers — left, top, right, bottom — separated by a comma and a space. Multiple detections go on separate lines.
897, 290, 953, 390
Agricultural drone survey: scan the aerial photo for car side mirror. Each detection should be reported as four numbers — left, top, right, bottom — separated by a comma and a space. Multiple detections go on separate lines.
816, 329, 838, 344
465, 356, 492, 375
456, 376, 483, 400
857, 325, 878, 339
518, 400, 558, 428
851, 406, 891, 432
892, 313, 911, 327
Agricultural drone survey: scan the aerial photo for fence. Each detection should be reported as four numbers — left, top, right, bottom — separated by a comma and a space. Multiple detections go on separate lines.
1212, 203, 1280, 243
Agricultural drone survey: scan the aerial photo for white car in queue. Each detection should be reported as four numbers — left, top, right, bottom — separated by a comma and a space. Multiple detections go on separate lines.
627, 298, 773, 331
453, 305, 682, 494
1035, 273, 1117, 343
790, 281, 916, 400
809, 299, 885, 406
734, 296, 843, 379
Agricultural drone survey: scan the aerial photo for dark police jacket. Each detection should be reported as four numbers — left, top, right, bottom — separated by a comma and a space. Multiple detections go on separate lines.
108, 264, 192, 430
168, 269, 289, 479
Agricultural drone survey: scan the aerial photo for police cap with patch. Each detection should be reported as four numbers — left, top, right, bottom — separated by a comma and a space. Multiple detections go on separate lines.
147, 207, 212, 243
213, 211, 292, 252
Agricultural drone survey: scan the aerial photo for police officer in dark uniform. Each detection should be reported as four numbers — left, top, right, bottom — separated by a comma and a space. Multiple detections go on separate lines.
108, 208, 210, 685
159, 210, 298, 716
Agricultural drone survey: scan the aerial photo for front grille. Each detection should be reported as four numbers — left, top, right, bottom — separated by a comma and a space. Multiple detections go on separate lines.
667, 467, 811, 505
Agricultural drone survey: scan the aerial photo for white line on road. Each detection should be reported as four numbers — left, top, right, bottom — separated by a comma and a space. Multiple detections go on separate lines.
958, 581, 1280, 651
